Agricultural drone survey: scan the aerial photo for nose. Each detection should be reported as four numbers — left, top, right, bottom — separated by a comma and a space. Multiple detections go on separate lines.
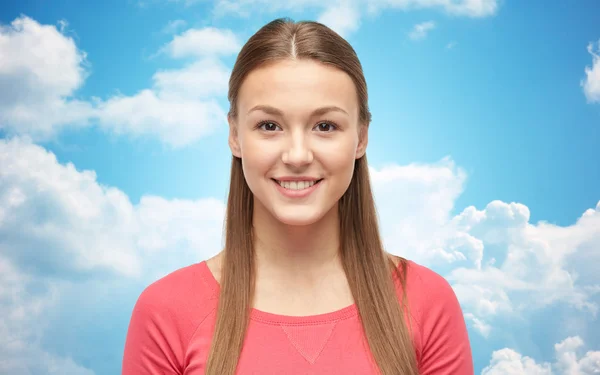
281, 129, 313, 167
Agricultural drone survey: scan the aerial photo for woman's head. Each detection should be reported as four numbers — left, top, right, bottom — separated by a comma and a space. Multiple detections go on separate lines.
227, 18, 370, 226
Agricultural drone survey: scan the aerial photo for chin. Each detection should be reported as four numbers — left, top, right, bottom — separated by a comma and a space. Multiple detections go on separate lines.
271, 208, 327, 227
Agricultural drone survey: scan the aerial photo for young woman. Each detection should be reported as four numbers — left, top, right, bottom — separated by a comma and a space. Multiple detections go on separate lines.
122, 18, 474, 375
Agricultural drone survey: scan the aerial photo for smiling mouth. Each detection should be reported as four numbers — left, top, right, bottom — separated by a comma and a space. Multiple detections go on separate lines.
272, 179, 323, 190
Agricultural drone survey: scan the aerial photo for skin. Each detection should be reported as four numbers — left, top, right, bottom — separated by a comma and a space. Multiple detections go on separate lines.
208, 59, 369, 315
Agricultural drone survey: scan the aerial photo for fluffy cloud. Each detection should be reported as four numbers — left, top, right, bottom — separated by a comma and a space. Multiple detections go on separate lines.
482, 336, 600, 374
371, 157, 470, 268
371, 157, 600, 338
408, 21, 436, 40
446, 199, 600, 331
0, 16, 94, 140
161, 27, 241, 58
161, 19, 187, 34
0, 137, 140, 278
0, 136, 225, 373
0, 256, 95, 375
316, 1, 362, 38
96, 90, 226, 148
95, 28, 239, 147
0, 16, 236, 148
582, 40, 600, 103
0, 137, 225, 280
483, 348, 552, 375
153, 58, 231, 99
464, 312, 492, 338
0, 17, 85, 99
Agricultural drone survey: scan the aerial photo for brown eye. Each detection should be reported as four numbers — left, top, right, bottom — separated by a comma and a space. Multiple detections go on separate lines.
314, 122, 336, 132
259, 122, 281, 131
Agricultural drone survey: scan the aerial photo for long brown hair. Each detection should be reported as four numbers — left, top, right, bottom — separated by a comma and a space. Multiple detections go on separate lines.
206, 18, 419, 375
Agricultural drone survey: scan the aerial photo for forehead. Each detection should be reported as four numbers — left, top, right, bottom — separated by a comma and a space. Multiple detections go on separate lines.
237, 59, 359, 118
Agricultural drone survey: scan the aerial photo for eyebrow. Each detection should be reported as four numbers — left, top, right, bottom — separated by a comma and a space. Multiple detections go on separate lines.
247, 105, 349, 117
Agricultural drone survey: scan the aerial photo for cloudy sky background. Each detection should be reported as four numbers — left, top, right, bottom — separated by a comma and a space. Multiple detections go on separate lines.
1, 0, 600, 373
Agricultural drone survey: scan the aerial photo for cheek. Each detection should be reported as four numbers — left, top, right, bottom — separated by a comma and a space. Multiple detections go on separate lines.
318, 141, 357, 179
240, 140, 278, 181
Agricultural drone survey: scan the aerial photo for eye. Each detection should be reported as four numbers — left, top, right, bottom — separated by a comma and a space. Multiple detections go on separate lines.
257, 121, 281, 131
314, 121, 337, 132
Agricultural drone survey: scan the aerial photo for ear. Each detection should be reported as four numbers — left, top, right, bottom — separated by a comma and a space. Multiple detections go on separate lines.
355, 124, 368, 159
228, 114, 242, 158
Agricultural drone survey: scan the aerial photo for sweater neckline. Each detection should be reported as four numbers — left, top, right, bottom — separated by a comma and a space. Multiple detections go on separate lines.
198, 260, 359, 325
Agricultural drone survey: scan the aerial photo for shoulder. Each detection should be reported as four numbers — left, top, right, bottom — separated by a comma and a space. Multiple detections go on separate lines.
133, 261, 218, 321
400, 259, 474, 374
126, 261, 218, 347
390, 255, 457, 309
123, 261, 218, 373
404, 260, 456, 303
402, 259, 463, 331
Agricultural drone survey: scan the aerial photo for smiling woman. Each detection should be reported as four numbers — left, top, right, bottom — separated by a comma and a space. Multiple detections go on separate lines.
233, 59, 363, 227
122, 17, 474, 375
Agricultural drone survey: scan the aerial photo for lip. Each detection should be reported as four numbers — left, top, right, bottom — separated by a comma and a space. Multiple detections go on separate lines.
273, 176, 321, 182
272, 178, 323, 198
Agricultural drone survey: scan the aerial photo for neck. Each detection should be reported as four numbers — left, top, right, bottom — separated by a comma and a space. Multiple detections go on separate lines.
251, 201, 343, 284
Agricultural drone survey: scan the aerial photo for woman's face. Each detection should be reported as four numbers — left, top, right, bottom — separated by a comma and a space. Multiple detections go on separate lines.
229, 59, 368, 226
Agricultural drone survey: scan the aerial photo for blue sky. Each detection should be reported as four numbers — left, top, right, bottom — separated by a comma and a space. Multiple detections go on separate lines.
0, 0, 599, 374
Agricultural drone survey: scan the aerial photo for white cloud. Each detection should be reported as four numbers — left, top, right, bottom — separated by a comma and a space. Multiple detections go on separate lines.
555, 337, 600, 374
0, 136, 226, 373
371, 157, 471, 268
408, 21, 435, 40
464, 312, 492, 337
0, 16, 94, 141
153, 58, 231, 98
482, 336, 600, 374
0, 16, 238, 148
0, 17, 85, 103
446, 0, 498, 17
161, 27, 241, 58
97, 90, 226, 148
0, 137, 225, 280
97, 28, 239, 147
0, 256, 95, 375
316, 1, 361, 38
371, 157, 600, 338
0, 136, 140, 278
582, 40, 600, 103
161, 19, 187, 34
482, 347, 553, 375
443, 199, 599, 333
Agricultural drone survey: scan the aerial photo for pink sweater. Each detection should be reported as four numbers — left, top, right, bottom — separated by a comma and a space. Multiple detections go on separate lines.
122, 260, 473, 374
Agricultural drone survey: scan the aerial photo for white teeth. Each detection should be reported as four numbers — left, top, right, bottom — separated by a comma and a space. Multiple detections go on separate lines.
277, 180, 318, 190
